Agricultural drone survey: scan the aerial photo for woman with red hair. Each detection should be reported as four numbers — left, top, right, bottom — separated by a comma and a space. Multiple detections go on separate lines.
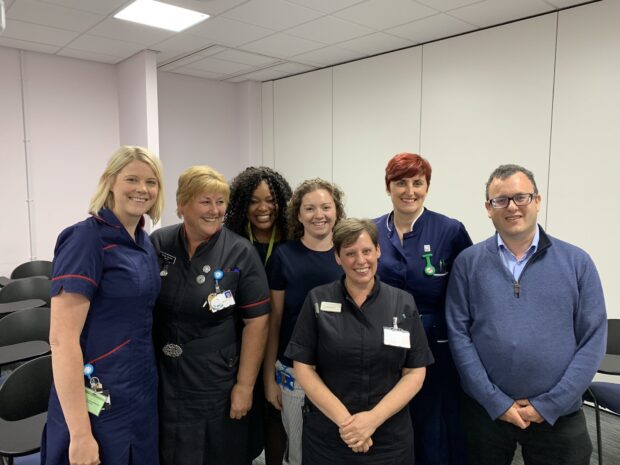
374, 153, 472, 465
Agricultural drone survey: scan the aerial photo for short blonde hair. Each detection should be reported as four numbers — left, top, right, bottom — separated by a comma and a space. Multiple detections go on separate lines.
89, 146, 164, 223
176, 165, 229, 218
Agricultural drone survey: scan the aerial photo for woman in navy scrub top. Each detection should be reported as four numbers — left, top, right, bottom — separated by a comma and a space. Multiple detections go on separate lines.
374, 153, 473, 465
227, 166, 292, 465
43, 146, 164, 465
287, 219, 434, 465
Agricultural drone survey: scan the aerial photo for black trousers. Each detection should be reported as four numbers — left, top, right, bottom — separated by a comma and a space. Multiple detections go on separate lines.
462, 395, 592, 465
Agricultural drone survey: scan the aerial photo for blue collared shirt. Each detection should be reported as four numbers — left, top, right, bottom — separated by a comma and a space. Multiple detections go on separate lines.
497, 227, 539, 281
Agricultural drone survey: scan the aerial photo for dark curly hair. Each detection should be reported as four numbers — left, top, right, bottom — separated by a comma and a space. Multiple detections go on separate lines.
226, 166, 292, 241
287, 178, 346, 240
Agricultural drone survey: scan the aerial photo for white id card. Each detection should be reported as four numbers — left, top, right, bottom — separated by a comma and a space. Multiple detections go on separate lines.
383, 327, 410, 348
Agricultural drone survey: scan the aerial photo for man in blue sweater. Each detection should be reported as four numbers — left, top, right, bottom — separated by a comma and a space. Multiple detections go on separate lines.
446, 164, 607, 465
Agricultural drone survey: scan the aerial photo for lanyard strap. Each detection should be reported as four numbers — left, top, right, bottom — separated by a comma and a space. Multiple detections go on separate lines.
247, 222, 276, 265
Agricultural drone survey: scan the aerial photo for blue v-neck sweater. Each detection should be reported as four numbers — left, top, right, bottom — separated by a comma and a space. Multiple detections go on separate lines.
446, 226, 607, 425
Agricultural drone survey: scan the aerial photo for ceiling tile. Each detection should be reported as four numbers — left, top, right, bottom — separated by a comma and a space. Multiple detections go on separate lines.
286, 15, 374, 44
150, 33, 217, 63
88, 18, 176, 45
164, 0, 248, 16
241, 32, 324, 59
58, 47, 123, 63
541, 0, 590, 7
222, 0, 324, 31
271, 61, 316, 74
229, 67, 288, 82
2, 19, 79, 46
448, 0, 553, 27
337, 31, 415, 55
292, 45, 365, 66
170, 67, 224, 80
387, 13, 476, 43
188, 16, 275, 47
0, 37, 61, 54
185, 56, 254, 74
212, 49, 279, 66
158, 52, 212, 71
7, 0, 104, 32
37, 0, 127, 16
335, 0, 438, 30
415, 0, 486, 12
284, 0, 366, 14
67, 34, 145, 58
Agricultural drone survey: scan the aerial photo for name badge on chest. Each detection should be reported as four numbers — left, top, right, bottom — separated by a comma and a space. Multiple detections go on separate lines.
383, 317, 410, 349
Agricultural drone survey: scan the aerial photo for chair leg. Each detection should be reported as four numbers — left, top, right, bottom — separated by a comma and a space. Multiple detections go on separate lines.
0, 455, 13, 465
588, 388, 603, 465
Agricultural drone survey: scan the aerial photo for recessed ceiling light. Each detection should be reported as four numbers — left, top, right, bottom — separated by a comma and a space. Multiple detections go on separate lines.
114, 0, 209, 32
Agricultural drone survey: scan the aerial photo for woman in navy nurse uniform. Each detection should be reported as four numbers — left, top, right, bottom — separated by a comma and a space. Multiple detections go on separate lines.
374, 153, 473, 465
42, 146, 164, 465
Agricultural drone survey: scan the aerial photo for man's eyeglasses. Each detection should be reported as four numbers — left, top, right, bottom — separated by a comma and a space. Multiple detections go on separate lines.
488, 193, 536, 209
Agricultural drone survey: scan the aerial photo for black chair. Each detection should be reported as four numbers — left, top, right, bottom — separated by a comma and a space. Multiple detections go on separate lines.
0, 277, 51, 306
587, 319, 620, 465
0, 355, 52, 465
0, 307, 51, 368
10, 261, 52, 280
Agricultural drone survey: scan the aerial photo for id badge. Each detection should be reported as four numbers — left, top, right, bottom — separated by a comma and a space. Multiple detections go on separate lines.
383, 327, 411, 349
85, 386, 108, 416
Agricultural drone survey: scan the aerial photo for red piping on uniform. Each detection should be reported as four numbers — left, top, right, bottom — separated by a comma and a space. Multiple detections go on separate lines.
102, 244, 118, 250
52, 274, 98, 286
238, 297, 270, 309
88, 339, 131, 364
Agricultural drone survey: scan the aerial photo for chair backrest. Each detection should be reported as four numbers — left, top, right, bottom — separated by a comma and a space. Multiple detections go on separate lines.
10, 260, 53, 280
0, 307, 50, 346
0, 276, 51, 305
0, 354, 52, 420
607, 319, 620, 355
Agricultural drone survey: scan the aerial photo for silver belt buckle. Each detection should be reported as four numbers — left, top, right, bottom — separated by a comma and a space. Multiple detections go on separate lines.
162, 343, 183, 358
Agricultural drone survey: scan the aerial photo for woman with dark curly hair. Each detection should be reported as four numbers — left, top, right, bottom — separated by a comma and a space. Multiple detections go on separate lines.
227, 166, 292, 266
226, 166, 292, 465
263, 178, 346, 465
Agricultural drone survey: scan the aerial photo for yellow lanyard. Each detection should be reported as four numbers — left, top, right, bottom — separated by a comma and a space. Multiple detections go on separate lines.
247, 222, 276, 265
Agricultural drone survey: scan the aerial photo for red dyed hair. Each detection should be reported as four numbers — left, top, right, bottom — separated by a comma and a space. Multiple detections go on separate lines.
384, 153, 432, 190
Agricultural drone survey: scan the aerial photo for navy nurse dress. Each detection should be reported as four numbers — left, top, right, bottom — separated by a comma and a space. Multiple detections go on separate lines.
374, 208, 472, 465
41, 208, 160, 465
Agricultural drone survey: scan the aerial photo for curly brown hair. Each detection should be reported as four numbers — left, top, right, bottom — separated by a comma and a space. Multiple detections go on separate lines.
286, 178, 346, 240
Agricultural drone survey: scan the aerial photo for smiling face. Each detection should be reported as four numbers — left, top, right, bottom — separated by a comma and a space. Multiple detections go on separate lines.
336, 231, 380, 289
248, 180, 277, 238
178, 191, 227, 243
110, 160, 158, 228
388, 175, 429, 219
485, 171, 541, 244
297, 188, 337, 241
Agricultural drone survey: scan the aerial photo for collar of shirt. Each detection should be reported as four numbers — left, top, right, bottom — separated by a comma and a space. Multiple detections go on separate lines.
497, 227, 540, 281
339, 274, 381, 308
386, 207, 426, 234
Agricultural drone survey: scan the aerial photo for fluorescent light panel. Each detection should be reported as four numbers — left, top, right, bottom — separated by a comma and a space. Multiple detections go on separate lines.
114, 0, 209, 32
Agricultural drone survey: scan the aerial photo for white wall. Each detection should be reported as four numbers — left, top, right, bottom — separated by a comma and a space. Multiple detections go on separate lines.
157, 71, 261, 226
0, 48, 120, 276
0, 47, 31, 277
548, 0, 620, 322
262, 0, 619, 321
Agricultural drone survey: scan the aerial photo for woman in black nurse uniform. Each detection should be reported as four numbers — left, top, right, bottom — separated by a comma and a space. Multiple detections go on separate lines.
285, 219, 434, 465
151, 165, 270, 465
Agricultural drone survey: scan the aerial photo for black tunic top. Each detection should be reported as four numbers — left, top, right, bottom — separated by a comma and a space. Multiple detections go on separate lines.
285, 277, 434, 464
151, 225, 270, 465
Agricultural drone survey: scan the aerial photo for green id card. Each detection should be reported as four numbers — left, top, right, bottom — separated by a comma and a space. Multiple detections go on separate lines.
85, 387, 107, 416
